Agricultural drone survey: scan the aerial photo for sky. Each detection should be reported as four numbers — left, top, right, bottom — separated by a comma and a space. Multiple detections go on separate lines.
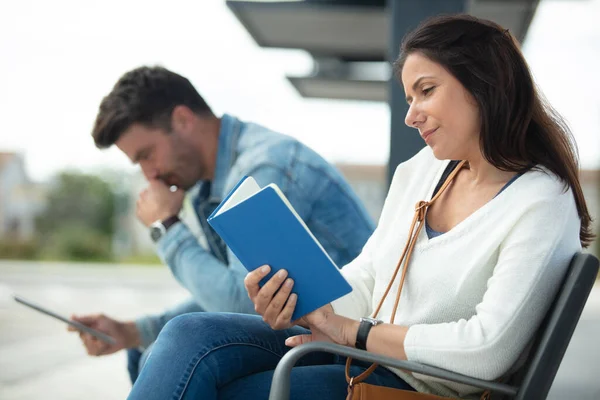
0, 0, 599, 182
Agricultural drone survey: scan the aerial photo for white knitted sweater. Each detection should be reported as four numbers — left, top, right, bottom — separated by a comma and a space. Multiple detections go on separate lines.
331, 147, 581, 398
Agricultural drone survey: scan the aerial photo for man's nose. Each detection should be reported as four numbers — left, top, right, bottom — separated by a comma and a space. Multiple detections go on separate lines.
140, 162, 159, 180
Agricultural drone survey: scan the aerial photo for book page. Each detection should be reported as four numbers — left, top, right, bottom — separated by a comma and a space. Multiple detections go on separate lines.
216, 177, 261, 216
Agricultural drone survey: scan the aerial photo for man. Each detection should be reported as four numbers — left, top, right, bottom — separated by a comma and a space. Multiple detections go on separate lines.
70, 66, 375, 383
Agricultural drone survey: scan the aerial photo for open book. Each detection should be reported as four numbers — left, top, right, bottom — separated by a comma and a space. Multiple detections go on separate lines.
208, 176, 353, 321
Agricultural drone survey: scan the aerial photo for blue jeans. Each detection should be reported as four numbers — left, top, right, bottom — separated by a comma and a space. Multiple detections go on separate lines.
127, 344, 153, 384
127, 313, 415, 400
127, 348, 143, 383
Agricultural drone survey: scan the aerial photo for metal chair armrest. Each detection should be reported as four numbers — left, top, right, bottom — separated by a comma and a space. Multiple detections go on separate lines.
269, 342, 518, 400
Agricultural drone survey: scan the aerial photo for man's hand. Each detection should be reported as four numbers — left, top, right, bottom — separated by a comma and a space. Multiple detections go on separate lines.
136, 180, 185, 227
68, 314, 141, 356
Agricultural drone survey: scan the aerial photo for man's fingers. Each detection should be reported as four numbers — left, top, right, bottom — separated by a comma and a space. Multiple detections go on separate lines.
71, 314, 101, 326
97, 344, 116, 356
149, 179, 167, 189
81, 334, 108, 356
135, 198, 144, 214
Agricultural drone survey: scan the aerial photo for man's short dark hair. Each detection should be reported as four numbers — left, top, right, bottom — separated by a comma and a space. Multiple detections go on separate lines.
92, 66, 212, 148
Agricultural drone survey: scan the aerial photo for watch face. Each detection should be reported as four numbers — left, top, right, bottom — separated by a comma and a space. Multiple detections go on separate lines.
150, 226, 163, 242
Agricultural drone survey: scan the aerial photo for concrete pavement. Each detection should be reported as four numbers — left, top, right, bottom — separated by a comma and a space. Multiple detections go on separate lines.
0, 261, 188, 400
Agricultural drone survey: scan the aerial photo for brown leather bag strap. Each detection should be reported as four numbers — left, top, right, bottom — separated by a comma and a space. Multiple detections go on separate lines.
346, 160, 466, 387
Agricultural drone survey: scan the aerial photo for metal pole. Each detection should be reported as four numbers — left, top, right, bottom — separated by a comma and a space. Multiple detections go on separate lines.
387, 0, 466, 185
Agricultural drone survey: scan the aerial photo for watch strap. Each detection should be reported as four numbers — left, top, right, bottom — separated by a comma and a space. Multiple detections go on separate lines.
161, 215, 180, 231
150, 215, 180, 243
355, 319, 376, 350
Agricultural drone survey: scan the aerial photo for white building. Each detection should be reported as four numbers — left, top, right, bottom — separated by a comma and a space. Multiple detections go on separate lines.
0, 152, 46, 240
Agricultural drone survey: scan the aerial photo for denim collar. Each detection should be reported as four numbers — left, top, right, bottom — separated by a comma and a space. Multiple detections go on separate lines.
197, 113, 240, 203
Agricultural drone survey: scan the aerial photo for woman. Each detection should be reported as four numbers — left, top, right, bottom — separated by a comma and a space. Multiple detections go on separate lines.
127, 14, 593, 400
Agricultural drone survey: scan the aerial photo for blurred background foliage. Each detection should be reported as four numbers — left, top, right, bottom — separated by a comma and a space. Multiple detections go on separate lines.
0, 170, 160, 264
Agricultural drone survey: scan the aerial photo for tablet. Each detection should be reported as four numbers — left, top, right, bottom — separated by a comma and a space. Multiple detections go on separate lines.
13, 295, 117, 345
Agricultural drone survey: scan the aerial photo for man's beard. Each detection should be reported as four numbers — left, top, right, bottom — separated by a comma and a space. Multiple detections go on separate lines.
162, 166, 202, 191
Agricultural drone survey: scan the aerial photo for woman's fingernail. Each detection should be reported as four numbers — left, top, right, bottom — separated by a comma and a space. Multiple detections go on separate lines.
261, 266, 270, 274
285, 279, 293, 288
277, 269, 287, 278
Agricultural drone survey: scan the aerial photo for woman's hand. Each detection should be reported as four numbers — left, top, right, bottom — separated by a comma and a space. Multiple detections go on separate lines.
285, 306, 359, 348
244, 265, 360, 348
244, 265, 297, 330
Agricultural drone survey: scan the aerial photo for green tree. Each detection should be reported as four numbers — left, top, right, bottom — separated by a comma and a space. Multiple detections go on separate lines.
36, 171, 119, 261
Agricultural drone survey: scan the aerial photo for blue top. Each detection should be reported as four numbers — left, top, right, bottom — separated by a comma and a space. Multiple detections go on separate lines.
426, 164, 523, 239
135, 114, 376, 347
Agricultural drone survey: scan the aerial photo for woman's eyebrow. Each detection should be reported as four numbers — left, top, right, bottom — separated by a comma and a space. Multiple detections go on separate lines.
412, 76, 435, 92
405, 75, 436, 102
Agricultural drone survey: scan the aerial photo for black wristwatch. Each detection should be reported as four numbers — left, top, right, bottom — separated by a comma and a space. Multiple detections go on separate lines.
355, 317, 384, 350
149, 215, 180, 242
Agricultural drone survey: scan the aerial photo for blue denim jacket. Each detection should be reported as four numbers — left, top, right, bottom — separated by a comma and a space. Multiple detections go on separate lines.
136, 114, 375, 347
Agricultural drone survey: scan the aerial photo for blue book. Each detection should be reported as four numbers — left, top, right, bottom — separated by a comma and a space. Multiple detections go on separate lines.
208, 176, 353, 321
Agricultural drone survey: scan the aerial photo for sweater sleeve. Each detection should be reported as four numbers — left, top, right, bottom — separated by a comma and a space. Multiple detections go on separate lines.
404, 189, 582, 380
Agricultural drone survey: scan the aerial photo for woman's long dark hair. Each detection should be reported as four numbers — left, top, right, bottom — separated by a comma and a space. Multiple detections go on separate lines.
395, 14, 594, 247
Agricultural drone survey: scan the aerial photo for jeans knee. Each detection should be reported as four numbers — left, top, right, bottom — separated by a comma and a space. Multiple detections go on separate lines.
159, 313, 234, 345
160, 313, 204, 343
157, 313, 279, 359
